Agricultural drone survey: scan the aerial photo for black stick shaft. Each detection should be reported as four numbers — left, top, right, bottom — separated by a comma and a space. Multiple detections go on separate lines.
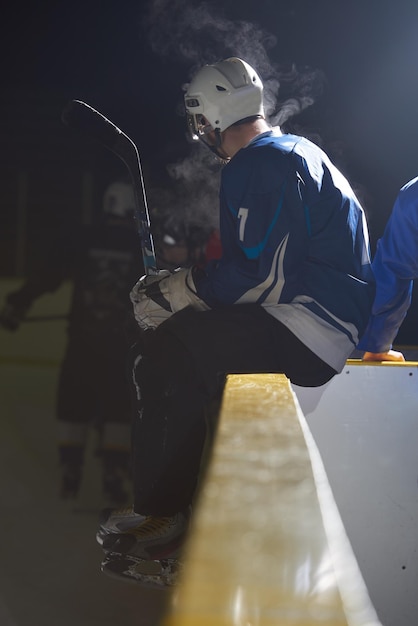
62, 100, 158, 275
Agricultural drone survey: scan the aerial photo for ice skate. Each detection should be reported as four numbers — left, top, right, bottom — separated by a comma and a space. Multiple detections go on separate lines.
99, 509, 190, 587
96, 505, 146, 545
100, 553, 182, 588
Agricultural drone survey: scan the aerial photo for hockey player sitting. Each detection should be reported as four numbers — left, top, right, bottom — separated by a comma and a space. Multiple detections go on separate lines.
97, 57, 375, 584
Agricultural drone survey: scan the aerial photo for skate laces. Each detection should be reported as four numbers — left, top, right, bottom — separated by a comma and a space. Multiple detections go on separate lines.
111, 506, 136, 517
127, 514, 182, 540
99, 506, 145, 533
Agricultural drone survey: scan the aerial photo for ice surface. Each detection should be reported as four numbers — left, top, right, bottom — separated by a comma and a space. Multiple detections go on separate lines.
0, 363, 169, 626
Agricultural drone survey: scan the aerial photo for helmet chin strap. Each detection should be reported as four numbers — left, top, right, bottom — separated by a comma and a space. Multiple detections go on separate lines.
200, 129, 230, 162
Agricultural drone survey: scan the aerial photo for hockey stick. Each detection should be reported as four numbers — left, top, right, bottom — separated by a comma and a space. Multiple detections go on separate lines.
61, 100, 158, 275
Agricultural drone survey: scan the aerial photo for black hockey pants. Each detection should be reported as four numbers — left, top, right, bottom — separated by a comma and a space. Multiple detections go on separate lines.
131, 304, 337, 517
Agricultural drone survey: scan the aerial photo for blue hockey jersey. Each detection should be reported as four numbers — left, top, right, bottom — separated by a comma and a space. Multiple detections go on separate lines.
358, 176, 418, 353
195, 131, 375, 372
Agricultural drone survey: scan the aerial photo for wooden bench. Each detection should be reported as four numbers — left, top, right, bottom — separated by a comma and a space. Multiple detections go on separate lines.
161, 373, 381, 626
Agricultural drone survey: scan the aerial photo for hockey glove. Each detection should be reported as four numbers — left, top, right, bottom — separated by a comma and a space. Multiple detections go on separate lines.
131, 269, 171, 295
130, 267, 209, 331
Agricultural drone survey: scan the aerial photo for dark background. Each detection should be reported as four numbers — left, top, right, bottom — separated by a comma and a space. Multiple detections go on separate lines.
1, 0, 418, 341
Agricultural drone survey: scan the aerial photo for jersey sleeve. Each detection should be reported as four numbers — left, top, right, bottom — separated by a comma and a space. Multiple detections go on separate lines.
358, 181, 418, 352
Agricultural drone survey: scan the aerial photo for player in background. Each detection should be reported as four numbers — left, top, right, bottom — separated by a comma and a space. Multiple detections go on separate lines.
358, 176, 418, 362
97, 57, 375, 582
0, 181, 142, 505
150, 202, 219, 270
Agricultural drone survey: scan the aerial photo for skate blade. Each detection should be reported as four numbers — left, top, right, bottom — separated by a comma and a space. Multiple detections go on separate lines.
101, 553, 181, 589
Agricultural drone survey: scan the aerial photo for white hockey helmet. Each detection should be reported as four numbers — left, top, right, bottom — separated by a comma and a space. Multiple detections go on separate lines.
103, 181, 135, 218
184, 57, 264, 141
